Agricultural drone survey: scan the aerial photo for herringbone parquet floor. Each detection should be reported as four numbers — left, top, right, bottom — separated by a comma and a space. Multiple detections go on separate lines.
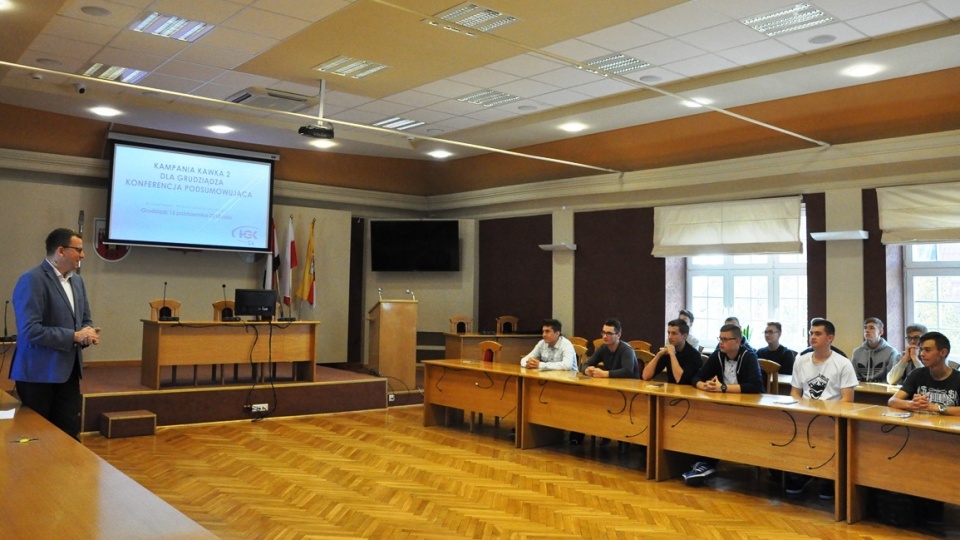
83, 406, 952, 539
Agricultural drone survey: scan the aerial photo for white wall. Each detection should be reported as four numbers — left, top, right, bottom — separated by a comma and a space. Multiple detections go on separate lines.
0, 176, 352, 364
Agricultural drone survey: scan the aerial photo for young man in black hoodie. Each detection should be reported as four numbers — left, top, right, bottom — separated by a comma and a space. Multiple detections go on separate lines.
681, 323, 762, 486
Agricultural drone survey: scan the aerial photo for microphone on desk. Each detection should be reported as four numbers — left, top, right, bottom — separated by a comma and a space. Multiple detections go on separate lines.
378, 287, 383, 302
405, 289, 416, 301
158, 281, 179, 321
220, 284, 241, 322
1, 300, 15, 343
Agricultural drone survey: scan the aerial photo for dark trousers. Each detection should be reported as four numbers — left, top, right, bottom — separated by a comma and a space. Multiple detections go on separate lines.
15, 361, 82, 441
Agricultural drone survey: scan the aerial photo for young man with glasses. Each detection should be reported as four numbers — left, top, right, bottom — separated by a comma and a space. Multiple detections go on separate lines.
852, 317, 901, 383
681, 323, 762, 486
10, 228, 101, 440
887, 323, 927, 385
582, 318, 639, 379
757, 321, 797, 375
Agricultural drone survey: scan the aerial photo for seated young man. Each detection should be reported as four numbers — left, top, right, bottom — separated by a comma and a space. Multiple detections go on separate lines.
852, 317, 901, 383
582, 318, 639, 379
519, 318, 577, 372
887, 331, 958, 525
642, 318, 702, 385
786, 318, 857, 500
756, 321, 797, 375
681, 323, 762, 486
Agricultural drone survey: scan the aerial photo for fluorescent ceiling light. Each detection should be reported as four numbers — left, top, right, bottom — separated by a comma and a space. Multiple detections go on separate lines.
0, 0, 13, 11
309, 139, 338, 149
130, 12, 214, 42
428, 150, 453, 159
741, 3, 834, 37
82, 63, 148, 84
373, 117, 426, 131
207, 125, 234, 134
585, 53, 651, 76
559, 122, 587, 133
89, 107, 122, 117
682, 97, 713, 108
431, 3, 519, 34
314, 56, 389, 79
842, 63, 884, 78
457, 89, 520, 107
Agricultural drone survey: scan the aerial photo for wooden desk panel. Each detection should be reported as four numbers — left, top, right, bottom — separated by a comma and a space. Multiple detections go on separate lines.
0, 393, 216, 539
845, 406, 960, 523
141, 320, 318, 389
423, 360, 522, 444
444, 333, 541, 362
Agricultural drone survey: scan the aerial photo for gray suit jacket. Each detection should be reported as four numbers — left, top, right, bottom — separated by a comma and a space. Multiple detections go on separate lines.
10, 260, 92, 383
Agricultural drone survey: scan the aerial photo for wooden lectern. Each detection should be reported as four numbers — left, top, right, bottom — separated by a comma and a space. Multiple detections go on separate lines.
367, 299, 417, 392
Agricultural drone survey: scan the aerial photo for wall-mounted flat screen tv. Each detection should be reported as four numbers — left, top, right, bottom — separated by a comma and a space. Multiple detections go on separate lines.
105, 134, 276, 253
370, 220, 460, 272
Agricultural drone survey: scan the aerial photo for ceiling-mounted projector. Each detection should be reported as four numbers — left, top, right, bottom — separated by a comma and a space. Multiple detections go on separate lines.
298, 122, 334, 139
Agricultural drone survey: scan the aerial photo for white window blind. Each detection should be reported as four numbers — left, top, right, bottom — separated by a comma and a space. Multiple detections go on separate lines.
652, 196, 802, 257
877, 183, 960, 245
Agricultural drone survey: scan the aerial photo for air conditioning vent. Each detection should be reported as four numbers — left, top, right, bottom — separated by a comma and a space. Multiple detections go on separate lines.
225, 87, 317, 113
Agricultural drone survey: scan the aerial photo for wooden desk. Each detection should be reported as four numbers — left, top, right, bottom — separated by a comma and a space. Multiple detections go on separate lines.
652, 384, 872, 521
422, 360, 523, 445
519, 372, 656, 475
845, 405, 960, 523
778, 374, 899, 405
141, 320, 318, 389
0, 392, 216, 539
444, 333, 541, 362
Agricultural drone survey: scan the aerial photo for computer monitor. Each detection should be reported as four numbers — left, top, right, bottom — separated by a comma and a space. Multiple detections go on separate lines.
234, 289, 276, 319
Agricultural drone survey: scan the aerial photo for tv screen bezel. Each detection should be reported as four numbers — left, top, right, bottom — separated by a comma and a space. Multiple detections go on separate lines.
234, 289, 277, 318
105, 134, 276, 254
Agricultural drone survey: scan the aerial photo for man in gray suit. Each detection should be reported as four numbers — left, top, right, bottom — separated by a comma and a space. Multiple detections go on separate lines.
11, 228, 100, 439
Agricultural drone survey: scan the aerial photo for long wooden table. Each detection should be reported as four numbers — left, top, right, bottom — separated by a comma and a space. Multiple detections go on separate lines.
423, 359, 960, 523
778, 374, 899, 405
141, 320, 319, 389
444, 333, 541, 362
0, 392, 216, 539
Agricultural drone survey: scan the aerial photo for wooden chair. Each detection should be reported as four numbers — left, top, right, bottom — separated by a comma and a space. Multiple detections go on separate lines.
496, 316, 519, 334
472, 340, 504, 431
149, 299, 182, 384
628, 340, 652, 353
592, 338, 605, 355
573, 344, 588, 370
449, 315, 473, 333
568, 336, 588, 348
636, 349, 655, 366
759, 359, 781, 395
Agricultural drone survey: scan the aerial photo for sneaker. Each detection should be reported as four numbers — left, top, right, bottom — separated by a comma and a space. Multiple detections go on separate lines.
682, 462, 716, 486
785, 474, 813, 495
818, 480, 835, 500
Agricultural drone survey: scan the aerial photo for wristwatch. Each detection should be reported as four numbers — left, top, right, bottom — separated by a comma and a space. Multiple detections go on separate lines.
721, 383, 727, 393
937, 403, 947, 414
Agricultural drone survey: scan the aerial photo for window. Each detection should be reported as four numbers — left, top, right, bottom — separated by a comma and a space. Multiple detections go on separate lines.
904, 243, 960, 362
687, 216, 807, 352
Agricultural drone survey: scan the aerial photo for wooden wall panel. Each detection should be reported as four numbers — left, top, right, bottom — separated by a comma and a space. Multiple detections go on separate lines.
478, 215, 552, 334
805, 193, 827, 325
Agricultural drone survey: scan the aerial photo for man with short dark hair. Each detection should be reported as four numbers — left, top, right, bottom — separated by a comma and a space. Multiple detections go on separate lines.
852, 317, 901, 383
724, 316, 755, 351
757, 321, 797, 375
520, 318, 577, 372
643, 318, 702, 385
887, 323, 927, 385
582, 318, 639, 379
11, 228, 101, 440
798, 317, 848, 358
678, 309, 700, 352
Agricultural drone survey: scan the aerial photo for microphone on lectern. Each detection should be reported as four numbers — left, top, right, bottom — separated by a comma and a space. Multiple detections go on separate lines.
221, 284, 241, 322
378, 288, 383, 302
158, 281, 179, 322
405, 289, 416, 301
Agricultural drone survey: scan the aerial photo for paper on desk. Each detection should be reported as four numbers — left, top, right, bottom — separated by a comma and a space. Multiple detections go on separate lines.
0, 408, 16, 420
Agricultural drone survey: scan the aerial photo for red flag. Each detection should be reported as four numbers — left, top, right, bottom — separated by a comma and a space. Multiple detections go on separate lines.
279, 216, 298, 306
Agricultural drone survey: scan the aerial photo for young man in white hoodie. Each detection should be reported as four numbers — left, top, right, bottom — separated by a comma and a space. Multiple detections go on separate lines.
851, 317, 901, 383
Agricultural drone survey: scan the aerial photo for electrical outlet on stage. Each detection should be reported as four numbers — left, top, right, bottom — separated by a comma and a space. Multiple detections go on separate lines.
251, 403, 268, 412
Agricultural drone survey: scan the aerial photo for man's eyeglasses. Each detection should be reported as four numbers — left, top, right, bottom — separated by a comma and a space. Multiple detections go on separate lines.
62, 246, 83, 254
718, 336, 738, 343
763, 330, 779, 334
905, 335, 922, 342
600, 331, 618, 337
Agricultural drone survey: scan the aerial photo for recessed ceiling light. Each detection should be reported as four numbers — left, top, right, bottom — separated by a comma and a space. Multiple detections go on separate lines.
36, 58, 62, 67
372, 117, 425, 131
429, 3, 519, 34
457, 89, 520, 107
428, 150, 453, 159
130, 12, 214, 42
426, 128, 444, 135
89, 106, 121, 117
314, 56, 389, 79
637, 75, 662, 84
309, 139, 337, 149
207, 125, 234, 134
741, 3, 835, 37
559, 122, 587, 133
681, 97, 713, 108
585, 53, 651, 76
81, 6, 112, 17
808, 34, 836, 44
0, 0, 14, 11
842, 63, 883, 78
82, 62, 148, 84
517, 105, 538, 111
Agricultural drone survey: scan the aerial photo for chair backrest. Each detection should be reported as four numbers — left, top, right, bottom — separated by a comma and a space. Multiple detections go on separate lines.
628, 340, 652, 353
758, 359, 781, 394
572, 344, 588, 369
149, 299, 181, 321
568, 336, 588, 348
478, 340, 502, 362
496, 316, 519, 334
449, 315, 473, 333
212, 300, 235, 321
592, 338, 605, 354
636, 349, 656, 365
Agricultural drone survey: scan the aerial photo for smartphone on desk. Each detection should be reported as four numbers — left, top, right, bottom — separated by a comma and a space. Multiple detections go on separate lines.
881, 411, 912, 418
